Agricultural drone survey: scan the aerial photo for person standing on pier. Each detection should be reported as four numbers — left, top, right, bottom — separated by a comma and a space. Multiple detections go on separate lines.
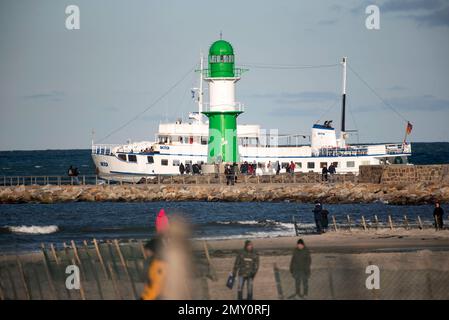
321, 165, 328, 182
289, 239, 311, 299
155, 209, 169, 234
179, 162, 185, 175
433, 201, 444, 230
313, 201, 323, 234
232, 240, 259, 300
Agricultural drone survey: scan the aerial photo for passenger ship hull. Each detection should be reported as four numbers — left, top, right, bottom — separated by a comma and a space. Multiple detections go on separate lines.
92, 142, 411, 182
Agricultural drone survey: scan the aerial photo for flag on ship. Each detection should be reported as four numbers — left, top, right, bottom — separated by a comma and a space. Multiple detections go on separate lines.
406, 121, 413, 135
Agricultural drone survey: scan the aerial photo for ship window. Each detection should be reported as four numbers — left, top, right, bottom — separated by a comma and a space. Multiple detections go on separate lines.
173, 160, 180, 166
128, 155, 137, 162
332, 162, 338, 167
118, 154, 126, 161
362, 161, 370, 165
147, 156, 154, 164
295, 162, 302, 168
346, 161, 355, 168
161, 159, 168, 166
201, 136, 208, 145
185, 160, 192, 165
320, 162, 328, 168
281, 162, 289, 169
307, 162, 315, 169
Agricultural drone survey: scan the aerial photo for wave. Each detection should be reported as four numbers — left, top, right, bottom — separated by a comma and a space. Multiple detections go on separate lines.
210, 219, 287, 228
1, 225, 59, 235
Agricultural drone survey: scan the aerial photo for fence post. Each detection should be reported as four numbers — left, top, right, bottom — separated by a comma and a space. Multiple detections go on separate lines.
417, 216, 423, 230
374, 215, 379, 230
332, 215, 338, 232
346, 215, 352, 231
403, 215, 409, 230
388, 215, 394, 230
50, 243, 60, 265
70, 258, 86, 300
114, 239, 138, 299
40, 244, 59, 299
16, 256, 31, 300
82, 176, 86, 185
82, 240, 104, 300
361, 216, 367, 231
93, 238, 108, 279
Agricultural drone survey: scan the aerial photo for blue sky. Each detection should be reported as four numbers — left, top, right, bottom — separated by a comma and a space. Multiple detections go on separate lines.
0, 0, 448, 150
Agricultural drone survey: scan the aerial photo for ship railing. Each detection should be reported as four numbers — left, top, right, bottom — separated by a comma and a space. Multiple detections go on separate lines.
385, 143, 411, 154
198, 67, 249, 78
1, 171, 363, 187
202, 102, 245, 113
91, 144, 119, 155
317, 147, 369, 157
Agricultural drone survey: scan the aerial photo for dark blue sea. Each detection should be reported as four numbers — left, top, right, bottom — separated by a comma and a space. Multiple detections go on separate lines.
0, 142, 447, 253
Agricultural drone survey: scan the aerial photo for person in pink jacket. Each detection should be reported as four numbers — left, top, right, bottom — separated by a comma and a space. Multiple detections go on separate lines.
155, 209, 169, 234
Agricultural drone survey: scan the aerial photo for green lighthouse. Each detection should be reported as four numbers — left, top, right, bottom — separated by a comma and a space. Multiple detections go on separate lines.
202, 39, 246, 164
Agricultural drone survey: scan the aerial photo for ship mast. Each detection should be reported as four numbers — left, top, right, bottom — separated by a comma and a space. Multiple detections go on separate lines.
340, 57, 347, 146
198, 52, 204, 123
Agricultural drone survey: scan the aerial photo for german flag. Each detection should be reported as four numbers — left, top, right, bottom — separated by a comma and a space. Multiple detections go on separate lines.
406, 121, 413, 135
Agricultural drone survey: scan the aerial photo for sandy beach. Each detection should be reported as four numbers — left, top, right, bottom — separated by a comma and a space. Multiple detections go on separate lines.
1, 229, 449, 300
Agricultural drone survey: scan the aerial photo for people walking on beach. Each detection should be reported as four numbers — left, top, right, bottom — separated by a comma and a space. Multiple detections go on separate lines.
321, 165, 328, 182
141, 237, 167, 300
155, 209, 169, 234
179, 162, 185, 175
289, 239, 311, 299
433, 201, 444, 230
313, 201, 324, 234
232, 240, 259, 300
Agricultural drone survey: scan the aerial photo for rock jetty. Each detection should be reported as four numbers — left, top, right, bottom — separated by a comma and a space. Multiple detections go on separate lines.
0, 182, 448, 204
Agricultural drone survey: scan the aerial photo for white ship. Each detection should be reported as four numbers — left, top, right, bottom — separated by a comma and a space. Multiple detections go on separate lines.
92, 39, 411, 181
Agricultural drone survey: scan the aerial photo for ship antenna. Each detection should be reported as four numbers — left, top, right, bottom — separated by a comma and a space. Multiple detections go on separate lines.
340, 57, 347, 145
198, 52, 204, 123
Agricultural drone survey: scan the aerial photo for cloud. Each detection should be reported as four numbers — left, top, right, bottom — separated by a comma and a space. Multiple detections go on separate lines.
23, 90, 65, 102
381, 0, 442, 13
354, 94, 449, 113
411, 5, 449, 27
251, 91, 338, 105
388, 95, 449, 112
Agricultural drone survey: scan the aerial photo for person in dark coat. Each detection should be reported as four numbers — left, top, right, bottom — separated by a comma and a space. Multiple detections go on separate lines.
232, 240, 259, 300
321, 165, 328, 181
433, 201, 444, 230
321, 209, 329, 231
313, 201, 323, 234
179, 163, 185, 175
289, 239, 311, 299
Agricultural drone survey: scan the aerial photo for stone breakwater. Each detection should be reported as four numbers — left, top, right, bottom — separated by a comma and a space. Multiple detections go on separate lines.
1, 182, 448, 204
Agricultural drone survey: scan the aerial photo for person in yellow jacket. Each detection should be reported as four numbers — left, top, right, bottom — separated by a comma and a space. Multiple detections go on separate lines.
140, 238, 167, 300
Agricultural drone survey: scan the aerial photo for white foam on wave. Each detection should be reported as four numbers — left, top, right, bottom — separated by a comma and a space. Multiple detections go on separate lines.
8, 225, 59, 234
